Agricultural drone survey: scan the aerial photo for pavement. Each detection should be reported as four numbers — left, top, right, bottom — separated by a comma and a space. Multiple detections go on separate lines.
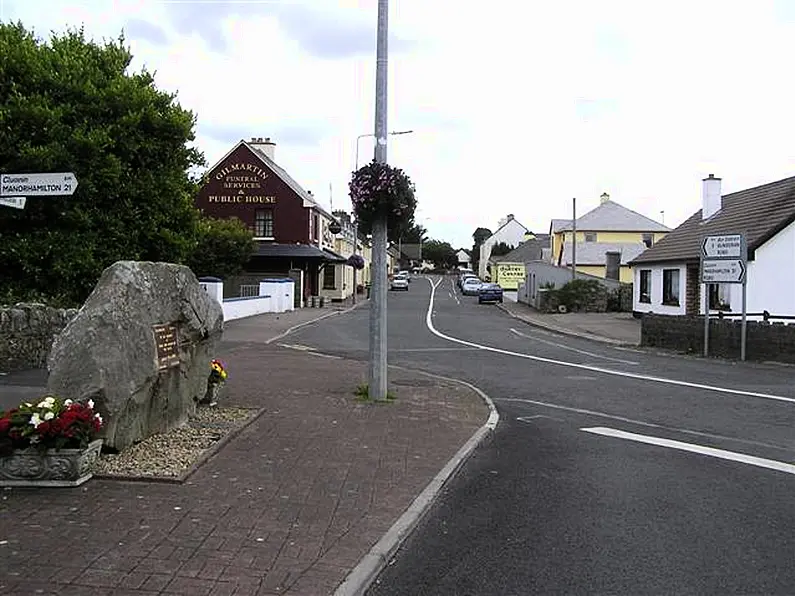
0, 303, 492, 596
497, 299, 641, 346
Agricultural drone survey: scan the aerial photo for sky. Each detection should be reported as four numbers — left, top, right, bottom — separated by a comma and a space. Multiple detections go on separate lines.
2, 0, 795, 249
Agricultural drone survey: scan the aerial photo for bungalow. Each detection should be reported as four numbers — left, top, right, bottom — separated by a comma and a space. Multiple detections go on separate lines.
478, 214, 530, 279
629, 174, 795, 317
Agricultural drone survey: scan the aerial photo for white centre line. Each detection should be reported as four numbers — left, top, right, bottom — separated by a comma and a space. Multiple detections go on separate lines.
424, 278, 795, 404
509, 327, 640, 365
582, 426, 795, 476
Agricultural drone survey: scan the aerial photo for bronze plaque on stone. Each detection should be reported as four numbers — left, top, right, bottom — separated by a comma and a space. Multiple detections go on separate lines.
153, 323, 180, 371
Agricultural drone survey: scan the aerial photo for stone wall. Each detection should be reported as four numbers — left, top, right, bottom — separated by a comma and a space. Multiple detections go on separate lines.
0, 304, 78, 372
641, 314, 795, 363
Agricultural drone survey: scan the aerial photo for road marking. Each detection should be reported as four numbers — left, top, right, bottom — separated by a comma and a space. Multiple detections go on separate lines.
581, 427, 795, 476
277, 343, 315, 351
391, 347, 480, 353
449, 277, 461, 305
498, 397, 794, 452
509, 327, 640, 365
424, 278, 795, 404
517, 415, 564, 423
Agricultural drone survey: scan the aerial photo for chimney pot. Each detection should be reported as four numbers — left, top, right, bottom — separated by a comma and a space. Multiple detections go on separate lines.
249, 136, 276, 161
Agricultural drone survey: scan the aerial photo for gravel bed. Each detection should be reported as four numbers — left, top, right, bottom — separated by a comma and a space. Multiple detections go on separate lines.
94, 406, 259, 479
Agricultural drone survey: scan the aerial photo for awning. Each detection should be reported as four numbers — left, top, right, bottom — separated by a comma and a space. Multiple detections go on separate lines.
253, 243, 342, 261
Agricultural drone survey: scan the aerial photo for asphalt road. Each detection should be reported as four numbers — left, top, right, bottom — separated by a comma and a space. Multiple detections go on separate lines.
286, 276, 795, 595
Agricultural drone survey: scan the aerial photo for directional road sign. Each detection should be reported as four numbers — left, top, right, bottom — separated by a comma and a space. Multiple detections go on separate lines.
702, 259, 746, 284
0, 197, 26, 209
702, 234, 743, 259
0, 172, 78, 197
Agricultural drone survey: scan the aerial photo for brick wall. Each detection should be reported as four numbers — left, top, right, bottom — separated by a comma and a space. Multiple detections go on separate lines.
0, 303, 78, 372
685, 266, 700, 315
641, 314, 795, 363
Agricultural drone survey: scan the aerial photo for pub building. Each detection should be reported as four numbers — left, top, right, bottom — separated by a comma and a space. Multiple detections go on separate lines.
195, 137, 352, 306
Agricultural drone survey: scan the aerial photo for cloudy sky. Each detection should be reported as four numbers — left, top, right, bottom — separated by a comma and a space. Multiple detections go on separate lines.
3, 0, 795, 248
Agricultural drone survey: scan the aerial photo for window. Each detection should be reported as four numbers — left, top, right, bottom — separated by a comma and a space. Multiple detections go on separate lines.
584, 232, 597, 243
708, 284, 732, 311
642, 233, 653, 248
323, 265, 336, 290
313, 214, 320, 241
639, 270, 651, 303
254, 209, 273, 238
662, 269, 680, 306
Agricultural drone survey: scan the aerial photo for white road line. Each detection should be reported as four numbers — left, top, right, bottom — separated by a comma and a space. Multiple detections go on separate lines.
509, 327, 640, 365
582, 426, 795, 476
449, 277, 461, 305
500, 397, 793, 452
424, 278, 795, 404
391, 347, 480, 353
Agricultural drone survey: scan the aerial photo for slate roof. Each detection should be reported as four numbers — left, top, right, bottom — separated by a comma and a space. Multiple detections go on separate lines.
631, 175, 795, 265
253, 243, 337, 260
561, 242, 648, 266
552, 201, 670, 233
491, 238, 544, 263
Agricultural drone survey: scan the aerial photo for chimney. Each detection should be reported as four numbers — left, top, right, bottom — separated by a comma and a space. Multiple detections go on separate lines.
702, 174, 722, 220
600, 192, 610, 204
249, 136, 276, 161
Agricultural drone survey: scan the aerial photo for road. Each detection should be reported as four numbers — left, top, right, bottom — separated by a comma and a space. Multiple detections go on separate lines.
285, 276, 795, 595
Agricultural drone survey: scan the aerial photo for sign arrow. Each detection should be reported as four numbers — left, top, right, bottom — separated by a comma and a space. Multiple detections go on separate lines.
702, 258, 746, 284
0, 197, 26, 209
702, 234, 743, 259
0, 172, 78, 197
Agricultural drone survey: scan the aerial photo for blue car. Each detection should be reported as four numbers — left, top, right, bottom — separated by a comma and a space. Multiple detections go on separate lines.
478, 283, 503, 304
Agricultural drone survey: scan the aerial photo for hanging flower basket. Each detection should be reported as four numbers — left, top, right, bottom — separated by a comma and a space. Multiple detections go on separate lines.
349, 161, 417, 242
346, 254, 365, 270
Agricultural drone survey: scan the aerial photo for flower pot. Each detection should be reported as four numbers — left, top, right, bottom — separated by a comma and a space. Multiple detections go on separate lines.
0, 439, 103, 487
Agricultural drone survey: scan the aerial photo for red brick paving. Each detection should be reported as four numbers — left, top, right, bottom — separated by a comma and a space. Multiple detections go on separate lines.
0, 311, 487, 595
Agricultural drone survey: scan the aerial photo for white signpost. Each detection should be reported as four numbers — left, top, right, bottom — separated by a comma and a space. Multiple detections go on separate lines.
701, 233, 748, 360
0, 172, 78, 197
0, 197, 26, 210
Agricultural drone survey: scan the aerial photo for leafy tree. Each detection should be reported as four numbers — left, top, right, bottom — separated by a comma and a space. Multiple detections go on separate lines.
421, 239, 457, 269
490, 241, 515, 257
401, 223, 428, 244
471, 227, 492, 273
185, 217, 255, 279
0, 23, 205, 305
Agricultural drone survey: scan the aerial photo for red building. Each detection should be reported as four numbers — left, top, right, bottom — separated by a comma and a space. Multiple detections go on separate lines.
196, 138, 346, 303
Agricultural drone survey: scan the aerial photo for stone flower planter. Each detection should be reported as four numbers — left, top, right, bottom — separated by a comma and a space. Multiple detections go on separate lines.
0, 439, 103, 487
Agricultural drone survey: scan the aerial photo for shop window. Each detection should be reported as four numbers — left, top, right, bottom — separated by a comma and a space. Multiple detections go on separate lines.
662, 269, 680, 306
584, 232, 597, 242
639, 270, 651, 303
323, 265, 336, 290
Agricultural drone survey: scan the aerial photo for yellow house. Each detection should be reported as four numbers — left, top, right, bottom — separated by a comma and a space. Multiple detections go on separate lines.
549, 193, 670, 283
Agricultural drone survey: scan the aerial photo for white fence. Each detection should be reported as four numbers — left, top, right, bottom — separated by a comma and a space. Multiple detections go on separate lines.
198, 277, 295, 321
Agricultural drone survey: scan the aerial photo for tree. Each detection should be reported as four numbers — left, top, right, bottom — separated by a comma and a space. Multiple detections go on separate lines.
0, 23, 205, 305
421, 239, 457, 269
471, 227, 492, 273
490, 241, 515, 257
401, 223, 428, 244
185, 217, 255, 279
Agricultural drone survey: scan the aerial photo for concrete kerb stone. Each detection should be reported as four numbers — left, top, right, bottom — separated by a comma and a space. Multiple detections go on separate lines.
496, 303, 633, 347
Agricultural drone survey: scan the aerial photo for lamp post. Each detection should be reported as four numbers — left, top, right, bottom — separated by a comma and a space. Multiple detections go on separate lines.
355, 130, 413, 169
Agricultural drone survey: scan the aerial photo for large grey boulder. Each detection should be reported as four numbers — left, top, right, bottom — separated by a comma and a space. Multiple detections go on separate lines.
47, 261, 224, 450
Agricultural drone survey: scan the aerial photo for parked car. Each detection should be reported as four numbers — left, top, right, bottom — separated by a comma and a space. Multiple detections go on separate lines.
461, 277, 482, 296
397, 270, 411, 283
478, 283, 504, 304
458, 272, 478, 289
390, 273, 409, 291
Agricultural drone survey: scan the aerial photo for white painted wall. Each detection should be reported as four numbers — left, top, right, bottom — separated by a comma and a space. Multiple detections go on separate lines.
222, 295, 275, 320
728, 219, 795, 316
479, 219, 528, 278
632, 264, 687, 315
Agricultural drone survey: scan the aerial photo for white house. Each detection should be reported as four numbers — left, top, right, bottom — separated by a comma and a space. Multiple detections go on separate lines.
629, 173, 795, 318
478, 214, 530, 278
456, 249, 472, 269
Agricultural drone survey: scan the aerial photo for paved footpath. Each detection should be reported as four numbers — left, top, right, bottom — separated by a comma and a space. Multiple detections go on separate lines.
0, 306, 490, 596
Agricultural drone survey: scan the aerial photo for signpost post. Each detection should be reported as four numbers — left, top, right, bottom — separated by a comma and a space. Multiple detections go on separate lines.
700, 233, 747, 359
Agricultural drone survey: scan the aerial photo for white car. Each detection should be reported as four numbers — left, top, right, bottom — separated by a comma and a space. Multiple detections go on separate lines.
461, 277, 482, 295
390, 274, 409, 291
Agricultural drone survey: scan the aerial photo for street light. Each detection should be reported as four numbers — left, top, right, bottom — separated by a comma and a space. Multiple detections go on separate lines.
355, 129, 414, 169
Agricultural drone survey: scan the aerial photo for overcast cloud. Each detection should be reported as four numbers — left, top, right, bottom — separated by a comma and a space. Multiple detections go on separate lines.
2, 0, 794, 247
